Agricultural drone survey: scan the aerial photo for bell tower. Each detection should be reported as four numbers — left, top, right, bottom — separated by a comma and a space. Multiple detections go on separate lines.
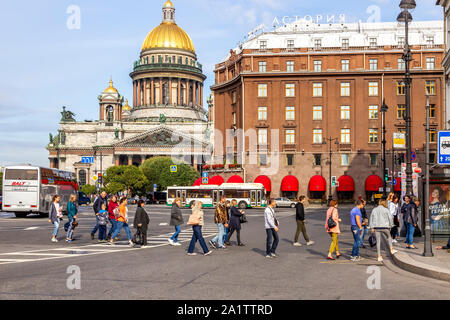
162, 0, 175, 23
98, 78, 124, 123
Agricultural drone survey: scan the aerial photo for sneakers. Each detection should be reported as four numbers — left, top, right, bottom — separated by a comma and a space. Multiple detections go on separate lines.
237, 243, 245, 247
168, 239, 174, 246
217, 246, 227, 250
271, 253, 279, 258
265, 255, 273, 259
351, 256, 361, 262
377, 256, 383, 262
224, 242, 232, 246
204, 251, 212, 256
293, 242, 302, 247
91, 233, 95, 240
392, 239, 398, 244
173, 242, 182, 246
209, 240, 217, 249
51, 237, 58, 242
306, 241, 315, 246
129, 240, 134, 247
187, 252, 197, 256
391, 249, 398, 255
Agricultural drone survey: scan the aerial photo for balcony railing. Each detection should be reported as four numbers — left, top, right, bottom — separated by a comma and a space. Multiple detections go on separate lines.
133, 61, 203, 74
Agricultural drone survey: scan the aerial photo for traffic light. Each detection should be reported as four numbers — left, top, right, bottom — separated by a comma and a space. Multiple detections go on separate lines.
384, 168, 389, 182
331, 176, 337, 187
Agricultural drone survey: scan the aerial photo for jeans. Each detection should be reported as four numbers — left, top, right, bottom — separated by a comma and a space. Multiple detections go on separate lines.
211, 223, 225, 247
294, 220, 310, 243
266, 228, 279, 255
170, 225, 182, 242
53, 220, 60, 237
223, 227, 229, 244
66, 217, 74, 239
405, 223, 415, 245
91, 220, 99, 235
108, 218, 117, 238
351, 226, 362, 257
99, 225, 107, 240
187, 225, 209, 254
328, 233, 339, 254
111, 221, 132, 241
359, 226, 368, 246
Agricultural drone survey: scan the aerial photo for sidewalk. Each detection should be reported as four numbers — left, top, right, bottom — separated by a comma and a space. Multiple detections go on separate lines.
361, 238, 450, 282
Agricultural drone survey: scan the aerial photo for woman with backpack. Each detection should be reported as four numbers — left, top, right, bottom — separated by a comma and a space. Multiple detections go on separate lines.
186, 201, 212, 256
109, 197, 133, 247
325, 200, 341, 260
66, 194, 78, 242
48, 195, 63, 243
368, 199, 398, 262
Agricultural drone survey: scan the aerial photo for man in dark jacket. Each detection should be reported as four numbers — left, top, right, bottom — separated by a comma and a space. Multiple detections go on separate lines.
91, 191, 108, 240
133, 200, 150, 246
293, 196, 314, 246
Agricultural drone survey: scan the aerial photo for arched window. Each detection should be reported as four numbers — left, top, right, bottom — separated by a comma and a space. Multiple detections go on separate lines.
78, 170, 86, 186
185, 57, 188, 65
106, 106, 114, 122
151, 55, 155, 63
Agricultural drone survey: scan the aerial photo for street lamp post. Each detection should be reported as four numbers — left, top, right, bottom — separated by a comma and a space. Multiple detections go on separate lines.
381, 99, 389, 197
323, 137, 339, 205
397, 0, 416, 198
423, 94, 433, 257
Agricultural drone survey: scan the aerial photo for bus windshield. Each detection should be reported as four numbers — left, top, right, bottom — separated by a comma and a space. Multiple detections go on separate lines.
4, 169, 38, 180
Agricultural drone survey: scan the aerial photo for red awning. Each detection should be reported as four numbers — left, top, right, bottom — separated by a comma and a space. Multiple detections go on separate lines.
209, 176, 224, 185
309, 175, 326, 192
281, 175, 299, 192
227, 175, 244, 183
394, 178, 401, 192
193, 177, 202, 186
365, 175, 383, 192
337, 175, 355, 192
254, 175, 271, 192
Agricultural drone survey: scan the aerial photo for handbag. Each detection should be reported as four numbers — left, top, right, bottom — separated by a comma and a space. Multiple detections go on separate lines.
327, 209, 337, 229
240, 214, 248, 223
269, 207, 279, 227
368, 234, 377, 248
187, 213, 201, 225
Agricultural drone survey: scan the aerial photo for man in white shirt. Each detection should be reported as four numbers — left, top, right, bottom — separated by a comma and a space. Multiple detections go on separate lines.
264, 199, 279, 258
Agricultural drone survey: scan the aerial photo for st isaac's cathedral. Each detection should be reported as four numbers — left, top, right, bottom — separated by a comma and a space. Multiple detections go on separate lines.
47, 0, 212, 186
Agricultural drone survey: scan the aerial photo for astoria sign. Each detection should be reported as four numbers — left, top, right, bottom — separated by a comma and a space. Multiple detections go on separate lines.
272, 13, 347, 27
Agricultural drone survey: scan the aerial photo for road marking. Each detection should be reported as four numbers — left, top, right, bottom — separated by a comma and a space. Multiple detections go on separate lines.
24, 227, 39, 230
159, 223, 168, 226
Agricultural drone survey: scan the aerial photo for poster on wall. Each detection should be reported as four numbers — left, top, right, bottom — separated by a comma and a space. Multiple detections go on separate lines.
428, 183, 450, 237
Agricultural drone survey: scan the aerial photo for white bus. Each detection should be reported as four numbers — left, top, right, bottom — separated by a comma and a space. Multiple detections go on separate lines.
167, 183, 266, 209
2, 165, 78, 218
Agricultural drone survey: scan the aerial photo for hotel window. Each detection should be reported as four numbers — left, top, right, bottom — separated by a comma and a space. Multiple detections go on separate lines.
313, 83, 323, 97
341, 154, 350, 166
340, 129, 350, 144
313, 106, 323, 120
397, 36, 405, 48
285, 106, 295, 121
314, 154, 322, 166
397, 81, 405, 95
369, 37, 377, 48
426, 80, 436, 95
430, 129, 437, 143
314, 39, 322, 50
258, 107, 267, 121
313, 129, 323, 144
232, 112, 237, 126
340, 82, 350, 96
426, 57, 435, 70
429, 104, 436, 118
258, 129, 268, 145
232, 91, 237, 104
369, 105, 379, 119
287, 39, 295, 50
397, 104, 406, 120
342, 38, 349, 49
370, 154, 378, 166
285, 83, 295, 97
260, 40, 267, 50
259, 154, 267, 166
341, 106, 350, 120
286, 154, 294, 166
287, 61, 294, 72
369, 129, 379, 143
341, 59, 350, 71
258, 84, 267, 97
314, 60, 322, 72
259, 61, 267, 72
285, 129, 295, 144
369, 59, 378, 70
369, 81, 379, 96
398, 58, 406, 70
426, 36, 435, 47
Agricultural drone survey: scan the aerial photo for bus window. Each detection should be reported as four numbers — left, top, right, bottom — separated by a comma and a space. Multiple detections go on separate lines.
187, 190, 199, 199
4, 169, 38, 180
168, 190, 176, 198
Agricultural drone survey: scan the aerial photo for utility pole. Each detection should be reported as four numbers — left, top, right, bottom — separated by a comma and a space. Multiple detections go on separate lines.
423, 94, 433, 257
323, 137, 339, 206
381, 99, 389, 197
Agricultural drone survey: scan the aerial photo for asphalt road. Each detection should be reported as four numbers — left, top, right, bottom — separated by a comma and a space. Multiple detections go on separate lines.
0, 204, 449, 300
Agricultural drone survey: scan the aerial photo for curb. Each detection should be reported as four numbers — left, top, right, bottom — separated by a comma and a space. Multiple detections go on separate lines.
360, 247, 450, 282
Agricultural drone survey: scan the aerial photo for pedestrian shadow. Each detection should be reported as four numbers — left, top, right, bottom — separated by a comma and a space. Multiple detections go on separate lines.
282, 238, 293, 245
305, 248, 328, 259
251, 248, 267, 257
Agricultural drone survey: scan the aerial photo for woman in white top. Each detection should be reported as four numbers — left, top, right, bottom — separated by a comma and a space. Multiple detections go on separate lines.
388, 195, 400, 243
48, 195, 62, 242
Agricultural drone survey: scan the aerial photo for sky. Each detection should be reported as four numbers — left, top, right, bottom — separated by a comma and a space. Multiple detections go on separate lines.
0, 0, 443, 167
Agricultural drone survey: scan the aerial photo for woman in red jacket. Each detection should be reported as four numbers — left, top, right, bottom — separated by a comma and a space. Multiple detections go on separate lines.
107, 195, 119, 241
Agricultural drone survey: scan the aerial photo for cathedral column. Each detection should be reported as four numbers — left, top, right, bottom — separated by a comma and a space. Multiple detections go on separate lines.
128, 155, 133, 166
133, 81, 136, 107
159, 78, 163, 105
178, 78, 181, 105
137, 80, 141, 107
200, 84, 203, 107
115, 156, 119, 166
150, 79, 154, 105
169, 78, 172, 105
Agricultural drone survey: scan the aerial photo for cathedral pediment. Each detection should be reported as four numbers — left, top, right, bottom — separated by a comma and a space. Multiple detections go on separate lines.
113, 125, 207, 148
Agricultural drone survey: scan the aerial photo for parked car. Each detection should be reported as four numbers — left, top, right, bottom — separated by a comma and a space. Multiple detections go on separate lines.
78, 192, 91, 206
154, 191, 167, 204
274, 197, 296, 208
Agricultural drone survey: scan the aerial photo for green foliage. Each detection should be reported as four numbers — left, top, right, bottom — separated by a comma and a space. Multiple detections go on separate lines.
103, 165, 149, 196
141, 157, 200, 191
80, 184, 97, 195
0, 171, 3, 193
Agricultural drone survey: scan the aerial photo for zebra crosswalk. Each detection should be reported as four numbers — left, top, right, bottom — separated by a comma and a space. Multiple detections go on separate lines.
0, 224, 220, 266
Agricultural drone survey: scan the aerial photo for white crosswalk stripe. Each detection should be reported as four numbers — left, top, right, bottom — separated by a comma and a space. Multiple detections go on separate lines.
0, 225, 221, 265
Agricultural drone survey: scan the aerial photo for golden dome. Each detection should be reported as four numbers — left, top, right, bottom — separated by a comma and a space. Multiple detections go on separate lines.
104, 78, 118, 93
122, 99, 131, 111
163, 0, 174, 8
141, 22, 195, 53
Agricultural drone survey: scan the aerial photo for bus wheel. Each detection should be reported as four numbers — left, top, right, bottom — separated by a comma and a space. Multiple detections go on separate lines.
238, 201, 247, 210
189, 201, 196, 209
15, 212, 28, 218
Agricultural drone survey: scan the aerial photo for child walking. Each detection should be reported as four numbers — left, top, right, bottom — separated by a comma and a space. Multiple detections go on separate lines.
98, 203, 108, 242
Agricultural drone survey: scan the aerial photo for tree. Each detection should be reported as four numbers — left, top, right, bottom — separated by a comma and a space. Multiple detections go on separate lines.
141, 157, 200, 190
103, 165, 149, 196
80, 184, 97, 195
0, 171, 3, 194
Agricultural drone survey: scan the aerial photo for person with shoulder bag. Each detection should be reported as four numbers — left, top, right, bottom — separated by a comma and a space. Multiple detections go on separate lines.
186, 201, 212, 256
369, 199, 398, 262
168, 198, 184, 246
66, 194, 78, 242
210, 196, 228, 249
264, 199, 279, 258
109, 197, 133, 247
49, 195, 62, 243
404, 196, 420, 249
225, 199, 245, 247
107, 195, 119, 241
133, 200, 150, 246
325, 200, 342, 260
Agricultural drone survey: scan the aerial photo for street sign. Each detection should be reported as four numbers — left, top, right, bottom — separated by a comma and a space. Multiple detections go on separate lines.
411, 151, 416, 162
202, 177, 208, 184
202, 172, 208, 178
392, 178, 397, 186
153, 184, 157, 191
393, 132, 406, 149
92, 175, 98, 182
81, 156, 94, 164
170, 165, 177, 173
438, 131, 450, 164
